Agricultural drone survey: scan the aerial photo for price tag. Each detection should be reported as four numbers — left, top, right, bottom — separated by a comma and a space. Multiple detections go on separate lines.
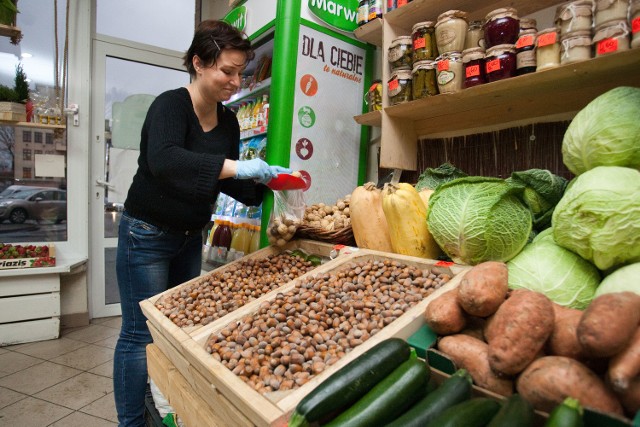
516, 34, 535, 48
368, 82, 379, 92
388, 79, 399, 91
437, 59, 450, 72
435, 261, 454, 267
486, 58, 501, 74
465, 64, 480, 78
597, 38, 619, 55
537, 31, 557, 47
398, 0, 408, 5
413, 37, 426, 49
632, 17, 640, 34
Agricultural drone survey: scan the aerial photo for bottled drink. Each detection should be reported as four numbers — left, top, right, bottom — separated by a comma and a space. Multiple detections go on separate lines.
249, 225, 261, 253
257, 94, 269, 128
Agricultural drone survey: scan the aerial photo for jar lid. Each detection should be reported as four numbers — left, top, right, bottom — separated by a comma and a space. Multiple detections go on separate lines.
519, 18, 538, 30
560, 30, 593, 48
631, 0, 640, 14
486, 43, 517, 56
389, 67, 413, 80
461, 47, 486, 62
412, 21, 436, 33
468, 20, 484, 28
593, 19, 630, 41
519, 28, 538, 36
485, 7, 519, 22
412, 60, 437, 72
555, 0, 594, 23
596, 0, 627, 11
435, 51, 463, 61
436, 10, 469, 26
390, 35, 413, 47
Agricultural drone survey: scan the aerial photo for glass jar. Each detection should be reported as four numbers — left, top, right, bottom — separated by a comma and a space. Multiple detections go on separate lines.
594, 0, 630, 27
357, 0, 369, 26
387, 0, 397, 12
632, 0, 640, 48
516, 28, 537, 75
435, 10, 469, 54
435, 52, 464, 93
593, 19, 631, 56
368, 0, 383, 21
560, 30, 593, 64
388, 36, 413, 69
555, 1, 594, 36
412, 21, 438, 61
536, 28, 561, 71
365, 80, 383, 111
412, 60, 438, 99
465, 20, 485, 49
483, 7, 521, 48
388, 66, 413, 105
519, 18, 538, 32
462, 47, 486, 88
485, 44, 517, 82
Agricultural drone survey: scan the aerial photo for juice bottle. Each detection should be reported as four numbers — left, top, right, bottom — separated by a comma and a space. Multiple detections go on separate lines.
251, 97, 263, 130
230, 221, 243, 252
244, 99, 255, 130
237, 223, 252, 255
219, 220, 232, 250
257, 94, 269, 128
249, 224, 261, 253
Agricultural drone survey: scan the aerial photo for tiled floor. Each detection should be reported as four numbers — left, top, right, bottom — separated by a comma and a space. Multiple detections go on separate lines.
0, 317, 122, 426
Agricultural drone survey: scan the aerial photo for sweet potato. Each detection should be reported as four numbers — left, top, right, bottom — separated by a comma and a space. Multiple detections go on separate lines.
608, 326, 640, 392
517, 356, 623, 415
438, 334, 513, 396
577, 292, 640, 358
617, 376, 640, 415
424, 288, 467, 335
457, 261, 509, 317
487, 289, 555, 376
547, 304, 586, 360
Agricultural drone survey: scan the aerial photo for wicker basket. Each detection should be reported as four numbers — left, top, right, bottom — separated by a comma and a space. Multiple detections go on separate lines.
295, 224, 356, 246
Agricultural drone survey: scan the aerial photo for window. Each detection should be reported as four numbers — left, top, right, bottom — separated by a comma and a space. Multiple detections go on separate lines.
45, 133, 54, 144
34, 132, 43, 143
22, 149, 32, 161
23, 168, 32, 178
22, 131, 32, 142
34, 150, 43, 155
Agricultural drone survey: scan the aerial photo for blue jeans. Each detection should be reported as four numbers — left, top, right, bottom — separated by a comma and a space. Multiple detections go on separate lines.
113, 212, 202, 427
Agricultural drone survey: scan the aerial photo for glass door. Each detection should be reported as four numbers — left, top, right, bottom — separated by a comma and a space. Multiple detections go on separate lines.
90, 40, 188, 318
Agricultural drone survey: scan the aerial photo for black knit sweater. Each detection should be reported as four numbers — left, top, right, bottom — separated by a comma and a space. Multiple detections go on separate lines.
124, 87, 263, 232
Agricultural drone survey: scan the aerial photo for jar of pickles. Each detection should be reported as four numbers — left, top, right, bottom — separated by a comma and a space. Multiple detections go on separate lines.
435, 51, 464, 93
483, 7, 521, 48
435, 10, 469, 54
516, 28, 537, 75
388, 36, 413, 69
465, 20, 485, 49
485, 44, 517, 82
462, 47, 486, 88
412, 21, 438, 61
560, 30, 593, 63
412, 60, 438, 99
631, 0, 640, 48
366, 80, 383, 111
536, 28, 561, 71
594, 0, 630, 27
555, 0, 594, 36
388, 66, 413, 105
593, 19, 631, 56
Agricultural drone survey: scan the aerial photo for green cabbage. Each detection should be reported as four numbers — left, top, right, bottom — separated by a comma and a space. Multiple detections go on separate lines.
507, 240, 600, 309
562, 86, 640, 175
415, 162, 467, 191
595, 263, 640, 298
427, 176, 532, 265
552, 166, 640, 271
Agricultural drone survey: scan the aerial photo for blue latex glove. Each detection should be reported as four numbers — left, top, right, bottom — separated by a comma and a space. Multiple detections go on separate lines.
235, 159, 292, 184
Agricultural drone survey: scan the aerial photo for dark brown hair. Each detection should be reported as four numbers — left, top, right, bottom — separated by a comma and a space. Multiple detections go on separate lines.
183, 20, 254, 77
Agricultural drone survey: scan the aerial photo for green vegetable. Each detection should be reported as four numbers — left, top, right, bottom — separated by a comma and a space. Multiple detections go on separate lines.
506, 240, 600, 309
306, 255, 323, 266
428, 398, 502, 427
288, 338, 411, 427
562, 86, 640, 176
415, 162, 467, 192
507, 169, 568, 232
552, 166, 640, 271
487, 394, 535, 427
386, 369, 473, 427
594, 263, 640, 298
323, 358, 430, 427
427, 176, 532, 265
532, 228, 554, 244
544, 397, 584, 427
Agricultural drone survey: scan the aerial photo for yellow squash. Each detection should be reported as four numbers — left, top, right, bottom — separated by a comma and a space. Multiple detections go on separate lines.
350, 182, 394, 252
381, 182, 442, 259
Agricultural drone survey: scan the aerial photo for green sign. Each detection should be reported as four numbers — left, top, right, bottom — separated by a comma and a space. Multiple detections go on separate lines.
308, 0, 359, 32
223, 5, 247, 31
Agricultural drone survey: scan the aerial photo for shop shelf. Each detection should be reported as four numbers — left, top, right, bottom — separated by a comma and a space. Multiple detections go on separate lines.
353, 18, 382, 47
0, 23, 21, 40
226, 77, 271, 106
353, 110, 381, 127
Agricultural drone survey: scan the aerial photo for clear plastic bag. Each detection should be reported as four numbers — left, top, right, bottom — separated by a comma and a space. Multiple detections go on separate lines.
267, 189, 306, 246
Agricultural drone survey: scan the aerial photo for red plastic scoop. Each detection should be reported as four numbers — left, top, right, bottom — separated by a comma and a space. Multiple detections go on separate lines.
267, 171, 311, 191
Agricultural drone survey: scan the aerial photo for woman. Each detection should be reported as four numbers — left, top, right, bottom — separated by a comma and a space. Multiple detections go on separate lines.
113, 20, 289, 426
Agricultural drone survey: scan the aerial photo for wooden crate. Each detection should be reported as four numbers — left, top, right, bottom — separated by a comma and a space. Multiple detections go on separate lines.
145, 249, 469, 427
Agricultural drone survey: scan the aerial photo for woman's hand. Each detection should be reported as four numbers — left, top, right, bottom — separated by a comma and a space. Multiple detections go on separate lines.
235, 159, 292, 184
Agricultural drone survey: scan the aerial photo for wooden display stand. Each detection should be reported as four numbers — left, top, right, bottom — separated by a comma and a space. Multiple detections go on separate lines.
143, 246, 468, 427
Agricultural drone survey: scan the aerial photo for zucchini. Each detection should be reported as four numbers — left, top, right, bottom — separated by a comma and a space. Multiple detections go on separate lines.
288, 338, 411, 427
487, 394, 535, 427
324, 358, 430, 427
386, 369, 473, 427
428, 398, 502, 427
544, 397, 584, 427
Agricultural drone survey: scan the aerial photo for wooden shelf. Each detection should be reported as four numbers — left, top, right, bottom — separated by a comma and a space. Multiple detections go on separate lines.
0, 120, 66, 129
354, 18, 383, 47
354, 110, 382, 127
0, 23, 21, 39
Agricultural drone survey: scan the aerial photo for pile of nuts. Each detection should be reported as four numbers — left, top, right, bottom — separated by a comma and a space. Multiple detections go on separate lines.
267, 216, 301, 247
155, 253, 317, 328
302, 195, 351, 231
205, 258, 452, 394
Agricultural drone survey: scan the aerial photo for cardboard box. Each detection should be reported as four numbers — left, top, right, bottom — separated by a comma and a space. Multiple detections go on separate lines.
0, 243, 56, 270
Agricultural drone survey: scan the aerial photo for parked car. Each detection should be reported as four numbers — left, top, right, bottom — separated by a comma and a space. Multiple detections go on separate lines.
0, 188, 67, 224
0, 185, 51, 199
